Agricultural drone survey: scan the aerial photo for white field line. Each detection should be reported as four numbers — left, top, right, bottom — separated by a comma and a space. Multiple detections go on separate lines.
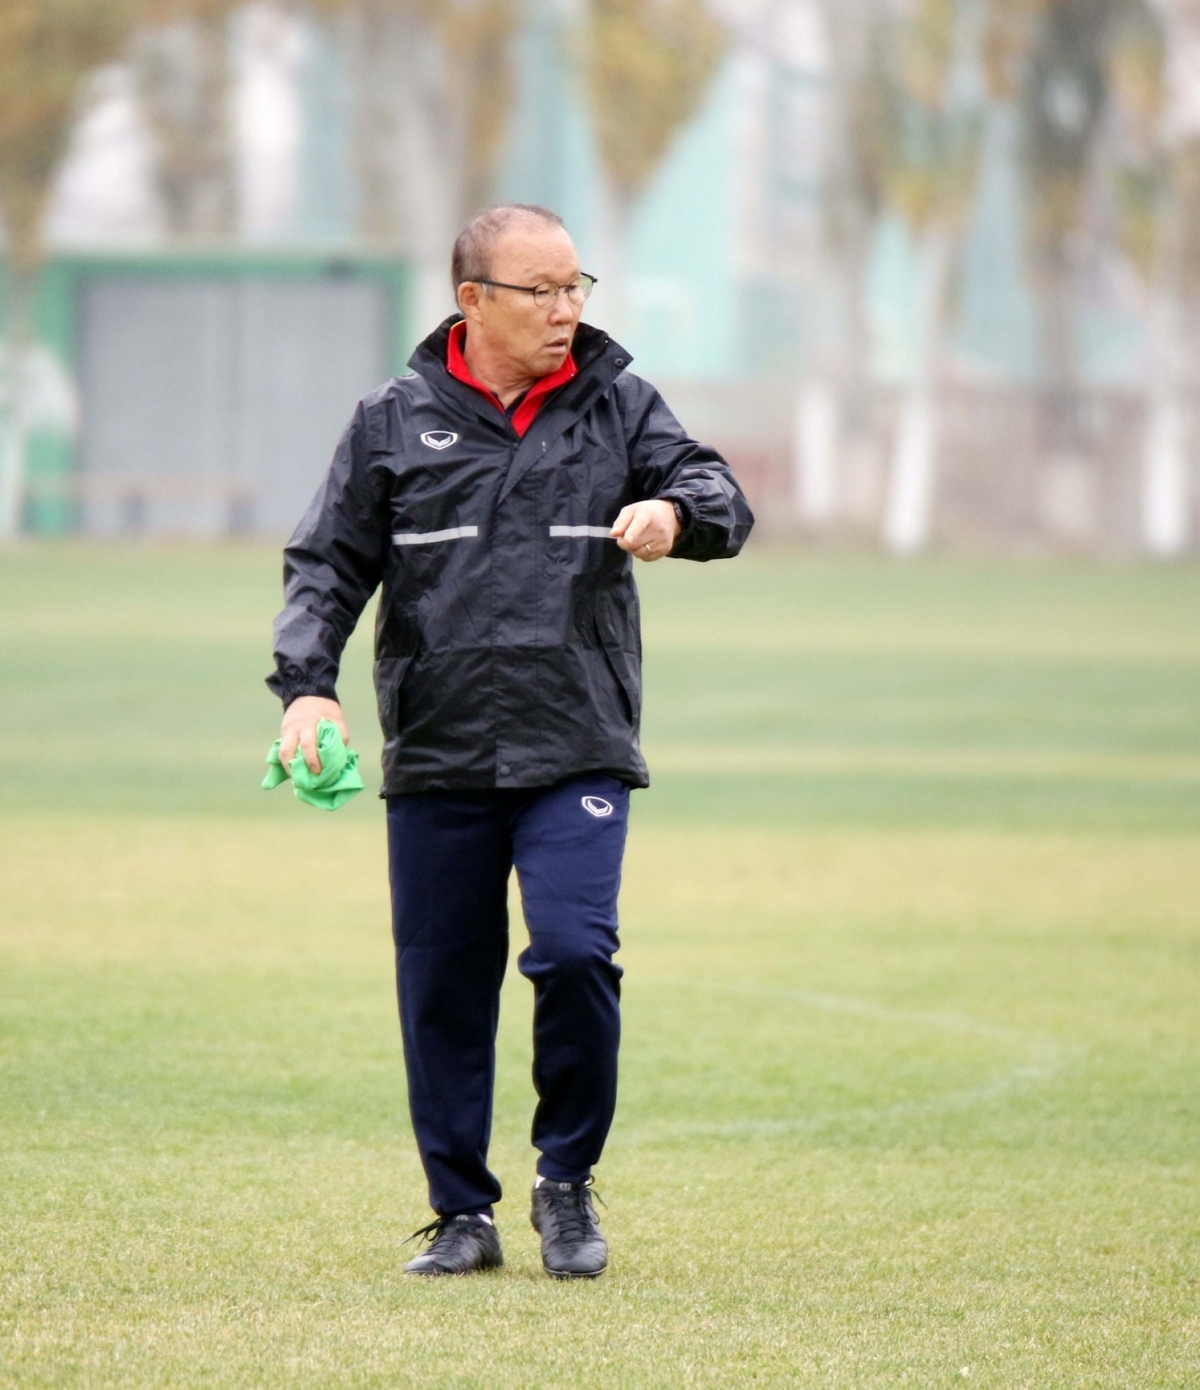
631, 977, 1046, 1042
621, 1064, 1064, 1143
620, 977, 1083, 1143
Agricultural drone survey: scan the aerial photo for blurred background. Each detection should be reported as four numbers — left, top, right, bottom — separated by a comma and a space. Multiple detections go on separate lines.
3, 8, 1199, 1377
1, 0, 1199, 555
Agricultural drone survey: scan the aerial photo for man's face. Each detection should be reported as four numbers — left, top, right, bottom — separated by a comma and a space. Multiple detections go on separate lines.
459, 223, 584, 380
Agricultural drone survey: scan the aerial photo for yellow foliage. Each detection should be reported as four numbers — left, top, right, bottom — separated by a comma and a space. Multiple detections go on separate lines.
901, 0, 957, 110
1171, 141, 1200, 298
137, 0, 239, 21
303, 0, 519, 222
981, 0, 1047, 100
440, 0, 521, 217
0, 0, 138, 269
1113, 168, 1158, 279
585, 0, 726, 213
1108, 20, 1164, 134
0, 0, 521, 268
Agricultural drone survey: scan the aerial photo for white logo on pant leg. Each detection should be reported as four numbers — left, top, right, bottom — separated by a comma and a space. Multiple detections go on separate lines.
582, 796, 614, 818
420, 430, 458, 450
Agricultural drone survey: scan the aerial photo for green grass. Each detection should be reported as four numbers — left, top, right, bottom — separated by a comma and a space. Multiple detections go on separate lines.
1, 543, 1198, 1387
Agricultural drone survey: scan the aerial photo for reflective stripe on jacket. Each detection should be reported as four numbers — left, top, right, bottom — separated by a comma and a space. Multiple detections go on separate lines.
267, 316, 755, 794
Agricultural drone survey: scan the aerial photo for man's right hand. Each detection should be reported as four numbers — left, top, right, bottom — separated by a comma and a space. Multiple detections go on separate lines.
280, 696, 350, 774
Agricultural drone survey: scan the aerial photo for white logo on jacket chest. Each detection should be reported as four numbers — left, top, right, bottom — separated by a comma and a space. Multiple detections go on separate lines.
420, 430, 458, 451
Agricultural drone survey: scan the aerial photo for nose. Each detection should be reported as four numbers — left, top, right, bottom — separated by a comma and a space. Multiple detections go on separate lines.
548, 287, 579, 325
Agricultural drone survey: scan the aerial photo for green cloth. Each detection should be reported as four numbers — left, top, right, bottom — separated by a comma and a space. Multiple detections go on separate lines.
262, 719, 365, 811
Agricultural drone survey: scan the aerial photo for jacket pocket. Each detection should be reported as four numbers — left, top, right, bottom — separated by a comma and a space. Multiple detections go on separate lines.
374, 656, 412, 740
592, 614, 641, 729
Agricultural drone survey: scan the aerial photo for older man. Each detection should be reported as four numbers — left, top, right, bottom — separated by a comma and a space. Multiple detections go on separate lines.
269, 204, 753, 1278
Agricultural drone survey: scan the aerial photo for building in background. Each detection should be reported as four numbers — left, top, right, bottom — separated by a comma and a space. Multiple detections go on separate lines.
16, 252, 408, 538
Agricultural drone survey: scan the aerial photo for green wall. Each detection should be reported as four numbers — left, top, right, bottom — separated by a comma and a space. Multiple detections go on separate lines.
0, 252, 410, 535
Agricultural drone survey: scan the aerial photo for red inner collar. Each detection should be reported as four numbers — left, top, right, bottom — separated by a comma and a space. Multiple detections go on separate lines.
446, 320, 578, 438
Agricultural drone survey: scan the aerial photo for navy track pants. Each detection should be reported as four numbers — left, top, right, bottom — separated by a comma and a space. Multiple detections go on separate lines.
386, 774, 629, 1218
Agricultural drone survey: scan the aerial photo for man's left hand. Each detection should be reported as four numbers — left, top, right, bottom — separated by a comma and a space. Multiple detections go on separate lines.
611, 499, 681, 562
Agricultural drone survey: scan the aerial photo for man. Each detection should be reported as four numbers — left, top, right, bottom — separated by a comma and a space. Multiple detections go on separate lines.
269, 204, 752, 1278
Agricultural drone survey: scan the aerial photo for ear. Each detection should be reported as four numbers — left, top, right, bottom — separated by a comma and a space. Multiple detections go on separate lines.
457, 281, 484, 323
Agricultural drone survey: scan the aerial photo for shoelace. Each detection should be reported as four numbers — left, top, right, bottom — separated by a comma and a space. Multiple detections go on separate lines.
403, 1216, 479, 1254
544, 1180, 604, 1246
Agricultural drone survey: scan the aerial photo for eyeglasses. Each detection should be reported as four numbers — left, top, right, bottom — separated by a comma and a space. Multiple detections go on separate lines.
475, 273, 597, 309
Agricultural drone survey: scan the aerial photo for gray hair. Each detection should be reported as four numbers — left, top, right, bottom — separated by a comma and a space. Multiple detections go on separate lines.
451, 204, 566, 291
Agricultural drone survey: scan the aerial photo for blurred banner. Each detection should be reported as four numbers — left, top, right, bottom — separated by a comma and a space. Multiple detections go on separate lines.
0, 0, 1196, 555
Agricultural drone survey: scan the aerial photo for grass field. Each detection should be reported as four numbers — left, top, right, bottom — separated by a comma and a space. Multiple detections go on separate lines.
1, 543, 1198, 1387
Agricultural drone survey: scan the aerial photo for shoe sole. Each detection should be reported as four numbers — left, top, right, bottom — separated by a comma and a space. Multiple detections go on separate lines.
542, 1262, 607, 1279
405, 1259, 504, 1276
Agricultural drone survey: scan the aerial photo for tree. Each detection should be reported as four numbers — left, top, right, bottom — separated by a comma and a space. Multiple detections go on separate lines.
585, 0, 725, 218
131, 0, 243, 238
876, 0, 987, 553
1018, 0, 1121, 451
824, 0, 894, 392
1000, 0, 1174, 549
0, 0, 139, 537
325, 0, 518, 239
795, 0, 900, 529
442, 0, 520, 221
308, 0, 518, 327
583, 0, 727, 330
0, 0, 242, 535
875, 0, 1147, 552
1134, 0, 1197, 553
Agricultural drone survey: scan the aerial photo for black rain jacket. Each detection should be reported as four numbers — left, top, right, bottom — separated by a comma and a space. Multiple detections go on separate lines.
268, 316, 754, 793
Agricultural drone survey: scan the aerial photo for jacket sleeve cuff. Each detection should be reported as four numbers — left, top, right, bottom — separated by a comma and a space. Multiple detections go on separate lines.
657, 494, 692, 549
265, 671, 339, 708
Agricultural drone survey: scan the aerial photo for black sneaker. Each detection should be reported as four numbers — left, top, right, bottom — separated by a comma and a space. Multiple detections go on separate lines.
403, 1214, 504, 1276
530, 1179, 608, 1279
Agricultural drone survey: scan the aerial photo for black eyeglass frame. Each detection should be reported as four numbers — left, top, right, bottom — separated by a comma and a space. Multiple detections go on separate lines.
473, 273, 598, 307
